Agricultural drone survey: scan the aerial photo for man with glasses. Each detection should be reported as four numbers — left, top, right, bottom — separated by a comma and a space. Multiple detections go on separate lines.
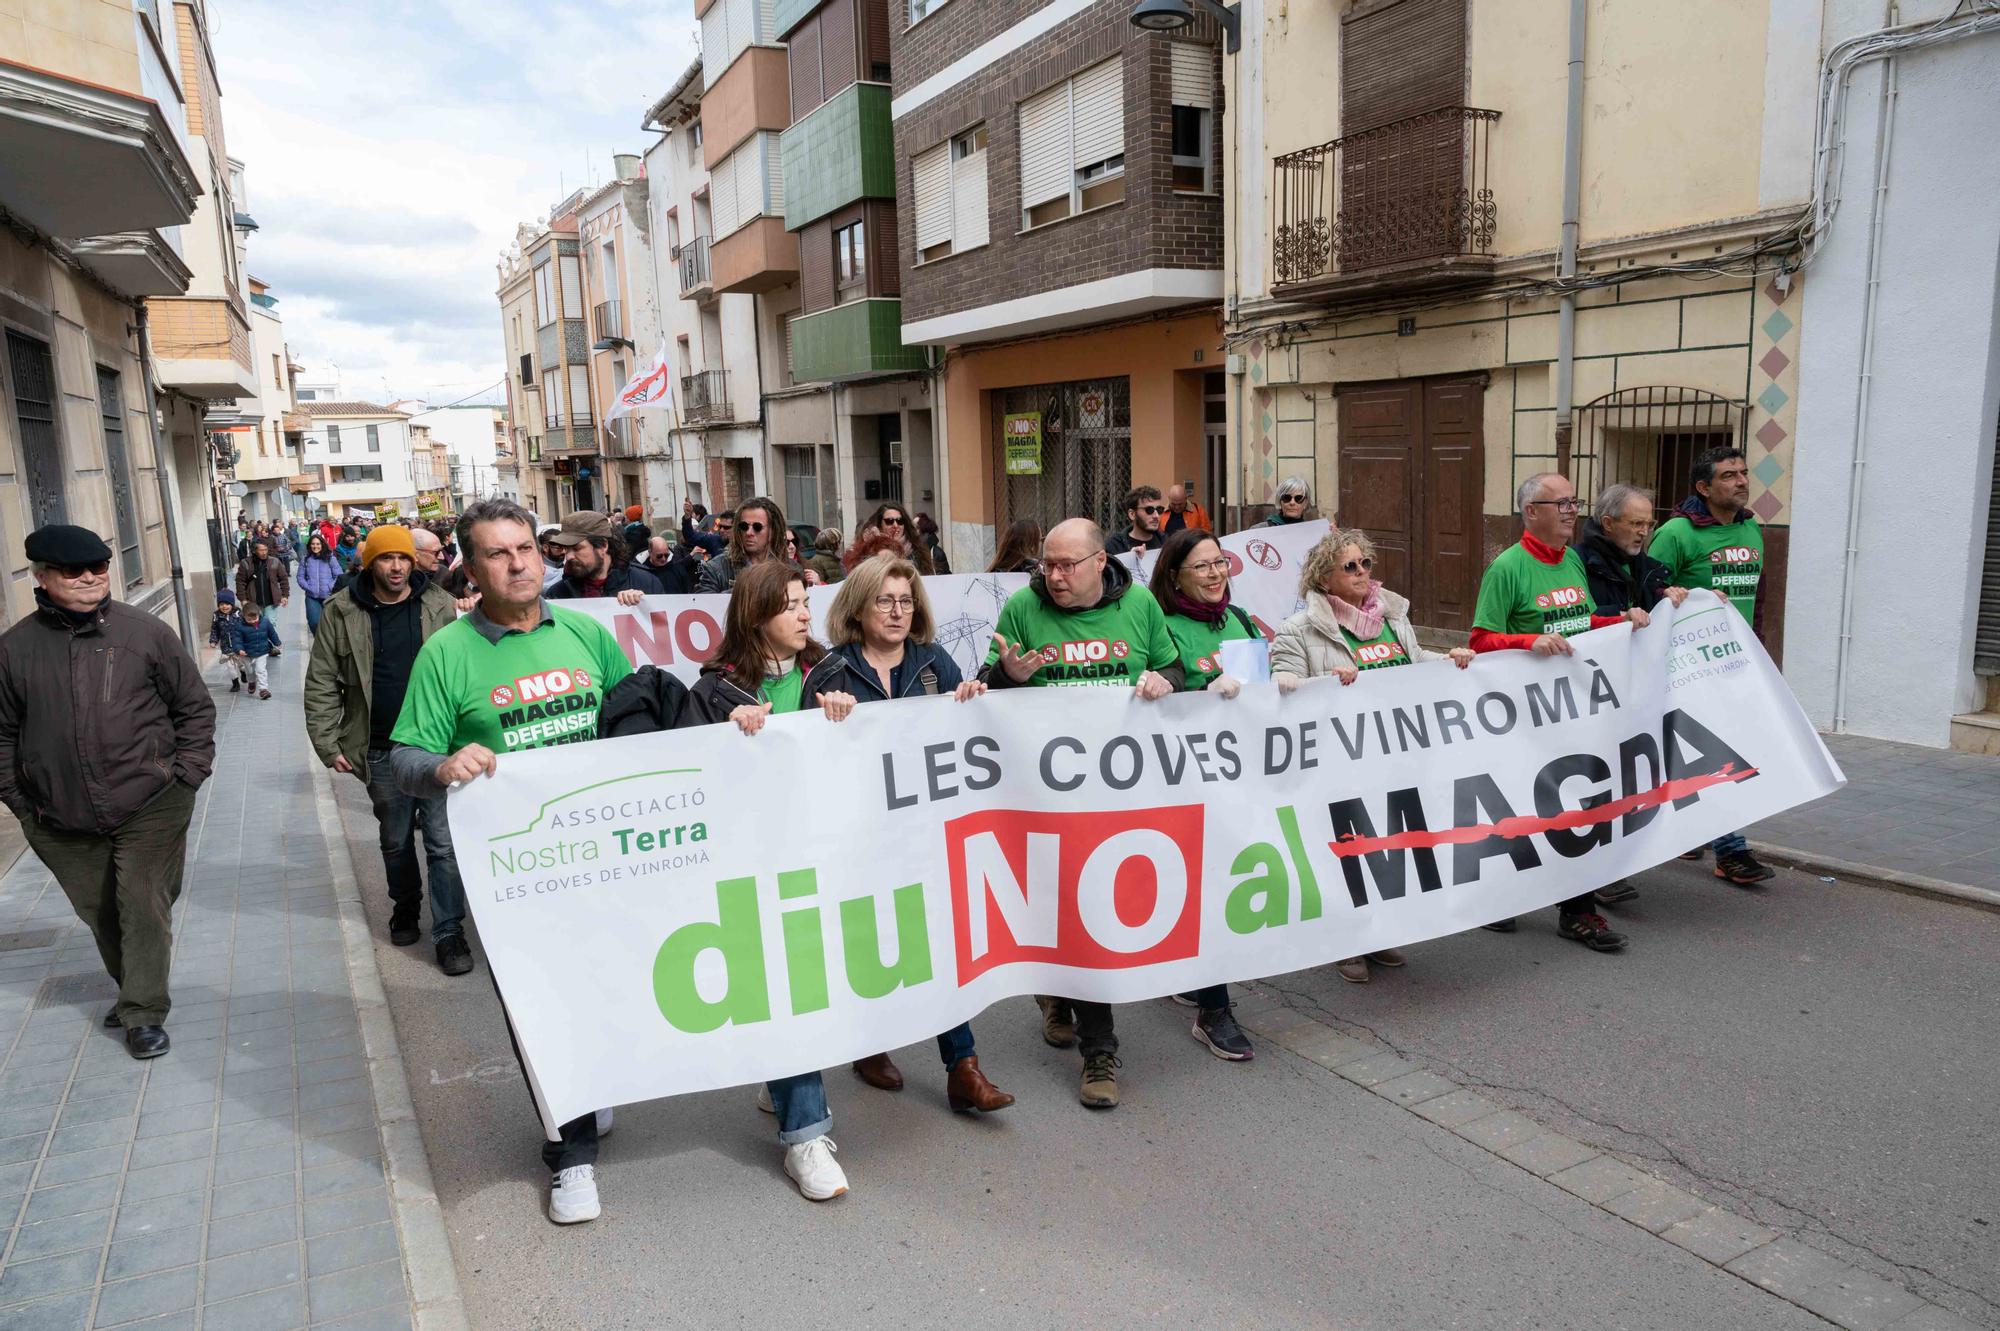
0, 526, 215, 1059
1105, 485, 1168, 556
696, 497, 782, 594
1651, 446, 1777, 886
981, 518, 1182, 1110
1471, 473, 1648, 951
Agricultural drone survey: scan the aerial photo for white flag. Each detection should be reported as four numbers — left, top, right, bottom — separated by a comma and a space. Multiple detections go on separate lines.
606, 343, 673, 421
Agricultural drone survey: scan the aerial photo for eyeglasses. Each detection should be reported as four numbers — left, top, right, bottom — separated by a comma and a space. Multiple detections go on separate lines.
1340, 557, 1374, 574
1526, 498, 1582, 512
740, 521, 766, 533
53, 561, 110, 579
1186, 558, 1230, 575
881, 516, 906, 528
872, 595, 916, 613
1139, 505, 1167, 515
1042, 552, 1103, 578
1279, 493, 1306, 504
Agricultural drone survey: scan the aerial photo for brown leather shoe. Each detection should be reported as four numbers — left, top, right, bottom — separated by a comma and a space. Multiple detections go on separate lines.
945, 1056, 1015, 1113
852, 1052, 903, 1091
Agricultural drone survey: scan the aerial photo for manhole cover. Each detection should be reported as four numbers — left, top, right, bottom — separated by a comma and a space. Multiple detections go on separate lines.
33, 972, 113, 1011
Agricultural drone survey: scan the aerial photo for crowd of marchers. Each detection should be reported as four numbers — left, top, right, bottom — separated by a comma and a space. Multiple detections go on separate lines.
0, 444, 1768, 1224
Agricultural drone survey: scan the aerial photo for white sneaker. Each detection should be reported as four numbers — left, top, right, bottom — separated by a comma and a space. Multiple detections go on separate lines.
782, 1137, 848, 1201
755, 1084, 773, 1114
548, 1164, 600, 1224
595, 1107, 613, 1137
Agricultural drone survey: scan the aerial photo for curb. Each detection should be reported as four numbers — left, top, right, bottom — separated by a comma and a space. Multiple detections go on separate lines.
1749, 840, 2000, 913
310, 761, 470, 1331
1229, 982, 1985, 1331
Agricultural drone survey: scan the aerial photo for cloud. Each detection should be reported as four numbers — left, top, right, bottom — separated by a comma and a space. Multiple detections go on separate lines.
211, 0, 696, 406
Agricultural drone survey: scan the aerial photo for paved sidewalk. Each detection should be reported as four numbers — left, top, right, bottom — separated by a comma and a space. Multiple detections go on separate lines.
1750, 732, 2000, 903
0, 603, 452, 1331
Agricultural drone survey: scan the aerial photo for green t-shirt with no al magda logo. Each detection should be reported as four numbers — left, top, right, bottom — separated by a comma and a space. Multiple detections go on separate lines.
1163, 607, 1260, 690
1472, 543, 1598, 638
1341, 623, 1412, 670
1650, 515, 1764, 622
983, 585, 1179, 688
392, 606, 633, 757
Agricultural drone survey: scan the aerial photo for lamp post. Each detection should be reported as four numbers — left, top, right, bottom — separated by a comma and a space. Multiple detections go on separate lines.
1129, 0, 1240, 52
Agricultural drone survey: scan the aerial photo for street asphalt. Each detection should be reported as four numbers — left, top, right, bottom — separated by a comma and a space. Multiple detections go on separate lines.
330, 777, 1995, 1331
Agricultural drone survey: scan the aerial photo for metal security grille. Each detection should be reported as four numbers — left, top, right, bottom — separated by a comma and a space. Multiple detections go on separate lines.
994, 377, 1131, 536
1570, 387, 1744, 521
95, 366, 143, 586
6, 330, 67, 529
1976, 412, 2000, 674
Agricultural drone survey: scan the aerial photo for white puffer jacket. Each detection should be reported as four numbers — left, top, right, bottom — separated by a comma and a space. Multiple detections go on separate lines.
1270, 585, 1448, 683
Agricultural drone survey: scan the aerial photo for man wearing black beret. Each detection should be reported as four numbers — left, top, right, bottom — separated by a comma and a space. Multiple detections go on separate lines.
0, 525, 216, 1058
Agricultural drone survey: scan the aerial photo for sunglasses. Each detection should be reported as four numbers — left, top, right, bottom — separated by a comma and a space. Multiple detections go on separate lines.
740, 521, 766, 533
1341, 557, 1374, 574
54, 561, 110, 579
881, 516, 906, 527
1139, 505, 1167, 515
1279, 494, 1306, 503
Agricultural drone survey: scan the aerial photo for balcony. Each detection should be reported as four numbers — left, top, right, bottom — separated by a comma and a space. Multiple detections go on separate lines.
681, 370, 730, 425
781, 83, 896, 231
678, 236, 712, 298
593, 299, 624, 342
0, 60, 199, 240
710, 216, 799, 294
1272, 107, 1501, 299
789, 300, 930, 384
148, 296, 258, 399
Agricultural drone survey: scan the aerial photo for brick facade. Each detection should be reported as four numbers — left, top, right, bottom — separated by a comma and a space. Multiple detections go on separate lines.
889, 0, 1223, 328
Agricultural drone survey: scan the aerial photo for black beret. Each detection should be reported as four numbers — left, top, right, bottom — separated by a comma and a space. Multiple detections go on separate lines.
25, 525, 113, 565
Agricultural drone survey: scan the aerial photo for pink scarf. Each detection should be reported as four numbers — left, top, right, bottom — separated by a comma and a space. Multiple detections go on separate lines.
1325, 581, 1386, 641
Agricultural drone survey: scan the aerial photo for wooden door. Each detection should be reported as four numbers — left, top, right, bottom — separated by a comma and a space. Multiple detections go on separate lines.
1337, 382, 1419, 604
1419, 378, 1482, 633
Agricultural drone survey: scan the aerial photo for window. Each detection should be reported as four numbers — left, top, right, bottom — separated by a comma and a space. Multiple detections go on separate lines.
1018, 59, 1125, 229
910, 0, 948, 22
272, 353, 283, 389
327, 423, 342, 453
544, 369, 564, 429
913, 126, 989, 263
95, 365, 142, 586
366, 424, 380, 452
534, 262, 556, 327
781, 446, 819, 527
834, 220, 867, 300
559, 255, 583, 319
334, 465, 383, 484
688, 121, 703, 161
699, 0, 772, 88
568, 365, 592, 425
600, 240, 617, 300
296, 389, 317, 401
1169, 45, 1215, 193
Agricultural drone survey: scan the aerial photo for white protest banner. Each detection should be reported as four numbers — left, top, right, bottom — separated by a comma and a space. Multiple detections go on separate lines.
1119, 520, 1327, 638
562, 572, 1032, 682
448, 594, 1841, 1129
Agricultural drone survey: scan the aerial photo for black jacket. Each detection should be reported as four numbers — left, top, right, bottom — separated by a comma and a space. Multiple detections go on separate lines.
1105, 529, 1162, 556
800, 640, 962, 708
637, 556, 696, 597
598, 666, 693, 737
546, 564, 666, 600
1573, 519, 1671, 615
0, 595, 216, 832
677, 669, 766, 727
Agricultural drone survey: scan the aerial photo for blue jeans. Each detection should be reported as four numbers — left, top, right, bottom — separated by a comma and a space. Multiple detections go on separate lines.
305, 594, 328, 635
364, 748, 466, 940
767, 1071, 831, 1145
1711, 831, 1747, 856
936, 1022, 976, 1065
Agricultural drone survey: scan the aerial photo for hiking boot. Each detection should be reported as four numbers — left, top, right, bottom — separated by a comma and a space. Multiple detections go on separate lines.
1594, 879, 1640, 906
1557, 910, 1627, 952
1037, 995, 1076, 1049
229, 678, 241, 693
1193, 1006, 1254, 1061
946, 1056, 1015, 1113
783, 1137, 848, 1200
1714, 850, 1776, 886
388, 914, 421, 947
436, 934, 474, 976
1368, 948, 1406, 967
1079, 1053, 1121, 1109
1334, 957, 1371, 983
1482, 917, 1518, 933
548, 1165, 600, 1223
257, 689, 271, 700
851, 1053, 903, 1091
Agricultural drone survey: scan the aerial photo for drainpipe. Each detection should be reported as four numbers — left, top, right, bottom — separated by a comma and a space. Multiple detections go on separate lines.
133, 303, 197, 649
1552, 0, 1586, 472
1831, 12, 1899, 732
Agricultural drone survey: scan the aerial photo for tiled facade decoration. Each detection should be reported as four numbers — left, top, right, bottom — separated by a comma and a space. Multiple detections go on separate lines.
1745, 271, 1804, 522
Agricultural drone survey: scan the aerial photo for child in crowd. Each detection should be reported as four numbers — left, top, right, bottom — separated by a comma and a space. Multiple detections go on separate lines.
209, 589, 253, 693
232, 602, 280, 700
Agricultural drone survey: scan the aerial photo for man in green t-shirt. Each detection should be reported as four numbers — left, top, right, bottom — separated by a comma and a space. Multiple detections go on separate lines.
980, 518, 1182, 1112
1648, 445, 1776, 886
1470, 473, 1647, 953
389, 498, 632, 1227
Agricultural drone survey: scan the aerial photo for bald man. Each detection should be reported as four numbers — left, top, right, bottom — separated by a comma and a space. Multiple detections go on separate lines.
410, 528, 443, 575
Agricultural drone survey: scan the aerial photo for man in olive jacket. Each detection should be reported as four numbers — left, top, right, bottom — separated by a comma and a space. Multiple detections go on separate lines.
0, 525, 215, 1059
303, 525, 470, 974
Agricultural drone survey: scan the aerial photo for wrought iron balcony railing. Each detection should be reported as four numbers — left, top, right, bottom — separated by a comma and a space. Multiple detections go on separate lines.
680, 369, 728, 425
1272, 106, 1500, 290
678, 236, 712, 297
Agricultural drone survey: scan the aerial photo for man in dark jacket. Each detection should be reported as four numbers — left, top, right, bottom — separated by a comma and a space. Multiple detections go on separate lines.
234, 538, 289, 654
639, 535, 697, 596
1104, 485, 1166, 556
0, 525, 215, 1059
544, 511, 664, 603
679, 499, 725, 557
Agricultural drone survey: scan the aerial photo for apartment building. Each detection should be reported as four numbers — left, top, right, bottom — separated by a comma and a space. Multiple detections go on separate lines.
497, 227, 546, 513
576, 158, 673, 514
889, 0, 1225, 568
296, 401, 418, 520
230, 273, 303, 522
406, 403, 508, 508
497, 193, 604, 518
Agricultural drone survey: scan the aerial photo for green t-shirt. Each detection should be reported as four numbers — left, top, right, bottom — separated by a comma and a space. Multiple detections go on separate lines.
1342, 623, 1412, 670
983, 584, 1180, 688
391, 607, 633, 756
758, 664, 804, 715
1164, 606, 1260, 689
1472, 543, 1598, 638
1649, 515, 1763, 622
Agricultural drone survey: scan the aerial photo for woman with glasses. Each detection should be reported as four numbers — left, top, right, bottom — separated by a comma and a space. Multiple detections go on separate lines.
1262, 476, 1314, 526
858, 502, 935, 575
799, 552, 1016, 1115
1272, 529, 1475, 984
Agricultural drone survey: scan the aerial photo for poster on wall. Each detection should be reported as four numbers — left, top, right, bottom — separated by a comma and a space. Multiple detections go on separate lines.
1004, 412, 1043, 475
1078, 387, 1108, 429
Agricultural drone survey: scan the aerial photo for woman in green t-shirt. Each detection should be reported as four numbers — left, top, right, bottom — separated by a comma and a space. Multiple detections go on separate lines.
1271, 529, 1475, 985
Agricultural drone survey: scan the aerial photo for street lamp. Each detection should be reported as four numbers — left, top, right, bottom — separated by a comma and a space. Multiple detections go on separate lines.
1129, 0, 1240, 52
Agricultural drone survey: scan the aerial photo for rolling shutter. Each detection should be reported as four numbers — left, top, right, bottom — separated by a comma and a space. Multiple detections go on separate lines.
913, 142, 952, 251
1340, 0, 1466, 133
710, 150, 742, 237
951, 142, 989, 250
1977, 414, 2000, 673
1170, 44, 1213, 109
1018, 81, 1072, 209
760, 133, 783, 218
1069, 58, 1124, 168
700, 3, 730, 87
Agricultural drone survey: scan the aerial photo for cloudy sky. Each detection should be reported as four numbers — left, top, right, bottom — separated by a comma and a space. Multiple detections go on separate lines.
210, 0, 698, 408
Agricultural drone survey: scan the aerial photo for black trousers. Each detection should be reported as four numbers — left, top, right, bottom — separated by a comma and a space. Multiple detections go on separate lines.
487, 968, 597, 1174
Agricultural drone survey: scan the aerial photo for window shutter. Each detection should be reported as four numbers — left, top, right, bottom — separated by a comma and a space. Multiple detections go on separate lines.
558, 256, 582, 317
700, 3, 730, 87
711, 151, 742, 237
761, 133, 784, 217
757, 0, 776, 41
951, 144, 988, 249
1341, 0, 1466, 133
1018, 81, 1072, 208
568, 365, 591, 422
913, 143, 952, 250
1170, 44, 1213, 110
1069, 58, 1124, 168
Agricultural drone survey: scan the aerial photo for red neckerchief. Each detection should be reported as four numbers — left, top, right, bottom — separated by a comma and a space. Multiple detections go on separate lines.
1521, 533, 1565, 565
